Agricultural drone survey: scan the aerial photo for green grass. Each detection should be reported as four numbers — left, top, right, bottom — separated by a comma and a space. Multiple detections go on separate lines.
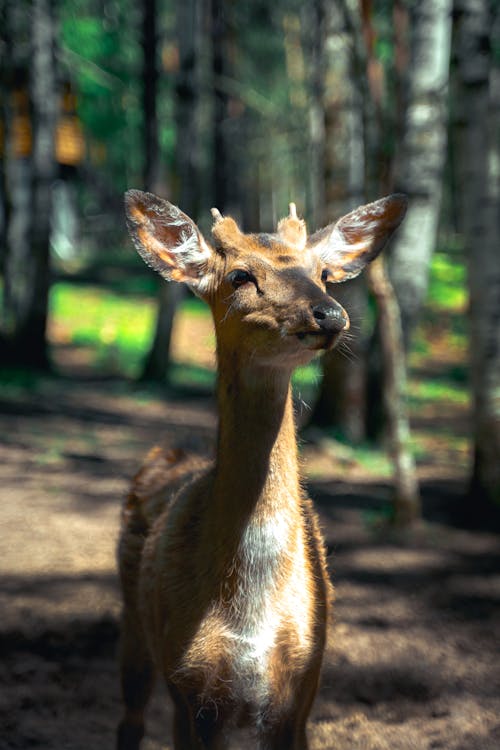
48, 281, 327, 389
426, 250, 467, 312
169, 362, 215, 391
408, 378, 469, 407
50, 282, 156, 376
352, 445, 393, 477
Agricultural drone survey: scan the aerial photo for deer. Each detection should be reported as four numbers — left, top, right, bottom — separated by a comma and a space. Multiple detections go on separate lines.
116, 189, 407, 750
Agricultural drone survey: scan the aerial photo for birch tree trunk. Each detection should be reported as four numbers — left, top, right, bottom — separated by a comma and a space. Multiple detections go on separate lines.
455, 0, 500, 507
389, 0, 453, 351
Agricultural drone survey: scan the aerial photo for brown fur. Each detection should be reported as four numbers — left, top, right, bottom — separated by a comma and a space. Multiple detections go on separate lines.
117, 191, 406, 749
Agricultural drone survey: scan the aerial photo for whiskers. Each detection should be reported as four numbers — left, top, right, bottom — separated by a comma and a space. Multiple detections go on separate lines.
295, 391, 312, 417
336, 330, 359, 364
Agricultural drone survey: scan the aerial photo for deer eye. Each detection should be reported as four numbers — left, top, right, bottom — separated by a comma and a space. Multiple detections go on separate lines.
228, 269, 255, 288
321, 268, 331, 284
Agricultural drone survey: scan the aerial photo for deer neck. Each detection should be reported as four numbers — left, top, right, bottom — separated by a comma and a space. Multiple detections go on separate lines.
212, 347, 301, 536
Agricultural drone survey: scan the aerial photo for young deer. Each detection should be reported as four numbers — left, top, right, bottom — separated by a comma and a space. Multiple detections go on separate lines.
117, 190, 407, 750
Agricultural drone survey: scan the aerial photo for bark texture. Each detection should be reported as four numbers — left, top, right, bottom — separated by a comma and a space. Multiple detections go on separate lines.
361, 0, 420, 520
141, 0, 202, 382
389, 0, 453, 351
368, 257, 420, 524
309, 0, 368, 442
2, 0, 56, 369
455, 0, 500, 506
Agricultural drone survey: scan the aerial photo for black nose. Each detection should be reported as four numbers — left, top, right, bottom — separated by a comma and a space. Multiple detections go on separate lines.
312, 302, 347, 333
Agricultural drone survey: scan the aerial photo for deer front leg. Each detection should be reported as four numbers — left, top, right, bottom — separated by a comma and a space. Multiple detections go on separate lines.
259, 661, 322, 750
169, 685, 228, 750
260, 719, 308, 750
116, 612, 155, 750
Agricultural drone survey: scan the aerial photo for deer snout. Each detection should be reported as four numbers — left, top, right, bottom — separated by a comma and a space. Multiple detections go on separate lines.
312, 301, 348, 334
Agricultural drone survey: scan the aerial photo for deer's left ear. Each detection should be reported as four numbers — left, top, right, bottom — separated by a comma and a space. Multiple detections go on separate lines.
308, 194, 408, 282
124, 189, 215, 294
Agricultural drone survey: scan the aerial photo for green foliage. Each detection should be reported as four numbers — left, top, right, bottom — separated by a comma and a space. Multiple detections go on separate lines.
60, 4, 142, 188
58, 0, 177, 194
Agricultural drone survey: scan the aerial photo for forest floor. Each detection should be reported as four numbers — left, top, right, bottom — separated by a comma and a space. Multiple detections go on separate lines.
1, 327, 500, 750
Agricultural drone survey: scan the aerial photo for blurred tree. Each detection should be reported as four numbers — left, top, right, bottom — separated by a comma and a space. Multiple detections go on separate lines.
368, 255, 420, 524
141, 0, 203, 383
1, 3, 31, 361
142, 0, 162, 193
0, 1, 7, 268
361, 0, 420, 523
306, 0, 420, 522
142, 0, 205, 382
1, 0, 57, 369
455, 0, 500, 507
140, 0, 175, 382
307, 0, 368, 443
307, 0, 326, 231
364, 0, 407, 441
388, 0, 453, 351
212, 0, 243, 218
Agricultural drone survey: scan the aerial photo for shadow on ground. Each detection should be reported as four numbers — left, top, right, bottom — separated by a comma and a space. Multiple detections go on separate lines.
1, 376, 499, 749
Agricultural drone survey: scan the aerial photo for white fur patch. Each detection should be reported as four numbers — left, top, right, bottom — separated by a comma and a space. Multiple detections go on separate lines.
168, 220, 210, 269
227, 512, 313, 707
313, 225, 370, 265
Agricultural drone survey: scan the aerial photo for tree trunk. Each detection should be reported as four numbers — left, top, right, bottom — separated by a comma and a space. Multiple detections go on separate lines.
455, 0, 500, 508
142, 0, 161, 193
212, 0, 242, 219
368, 257, 420, 524
140, 0, 175, 382
141, 0, 203, 382
307, 0, 326, 230
363, 0, 407, 440
360, 0, 420, 521
0, 1, 8, 272
389, 0, 453, 351
2, 0, 56, 369
29, 0, 57, 368
308, 0, 368, 442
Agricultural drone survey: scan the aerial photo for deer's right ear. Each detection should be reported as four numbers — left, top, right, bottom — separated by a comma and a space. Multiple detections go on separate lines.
308, 194, 408, 282
124, 189, 214, 292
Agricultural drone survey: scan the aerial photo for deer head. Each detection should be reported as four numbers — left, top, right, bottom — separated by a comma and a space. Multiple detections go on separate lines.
125, 190, 407, 368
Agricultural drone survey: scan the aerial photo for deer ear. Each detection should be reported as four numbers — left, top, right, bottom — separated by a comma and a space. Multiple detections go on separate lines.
308, 194, 408, 282
124, 190, 213, 290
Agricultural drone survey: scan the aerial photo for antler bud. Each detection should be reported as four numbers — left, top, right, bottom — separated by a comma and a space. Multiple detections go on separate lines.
277, 202, 307, 250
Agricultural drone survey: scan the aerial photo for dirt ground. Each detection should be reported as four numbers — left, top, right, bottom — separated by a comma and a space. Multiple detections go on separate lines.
1, 369, 500, 749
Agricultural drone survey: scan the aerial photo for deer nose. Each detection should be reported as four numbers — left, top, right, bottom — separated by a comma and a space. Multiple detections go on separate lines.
312, 302, 348, 333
